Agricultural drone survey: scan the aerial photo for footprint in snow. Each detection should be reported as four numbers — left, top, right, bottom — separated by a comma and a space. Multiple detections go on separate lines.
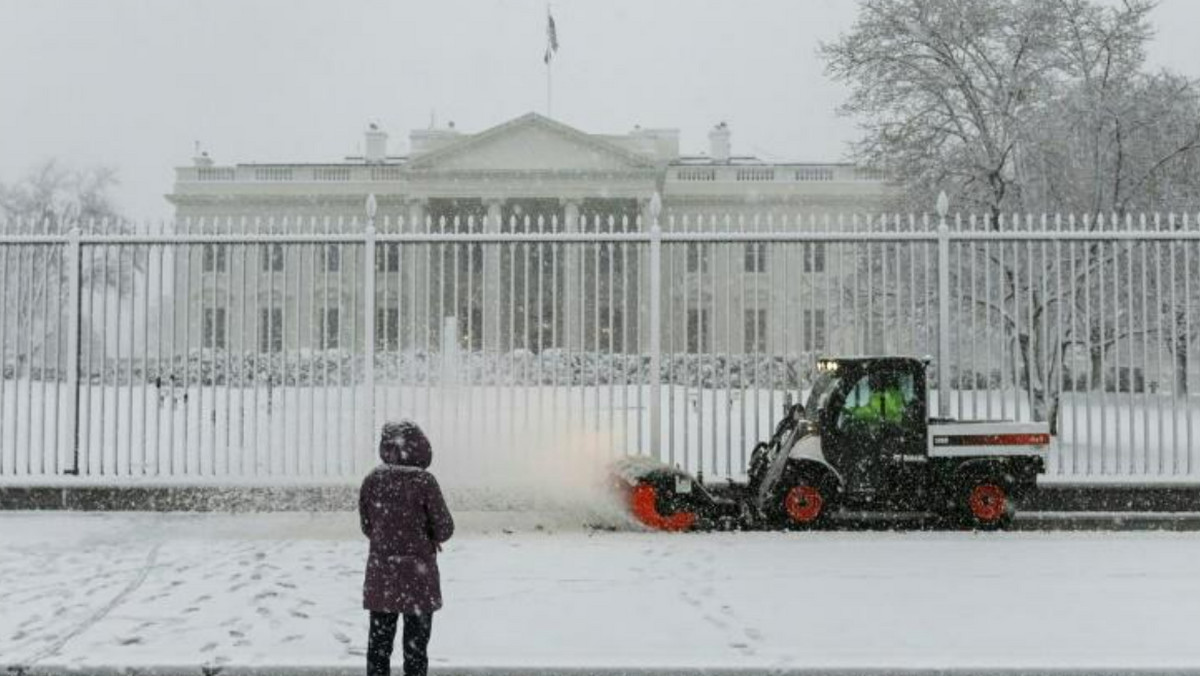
332, 631, 351, 644
731, 641, 758, 657
289, 610, 309, 619
117, 636, 143, 646
704, 613, 730, 630
200, 642, 217, 652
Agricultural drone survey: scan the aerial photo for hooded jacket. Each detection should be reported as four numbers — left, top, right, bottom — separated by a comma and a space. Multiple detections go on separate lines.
359, 421, 455, 614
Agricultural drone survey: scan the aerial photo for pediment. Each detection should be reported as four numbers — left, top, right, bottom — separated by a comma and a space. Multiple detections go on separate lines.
408, 113, 655, 173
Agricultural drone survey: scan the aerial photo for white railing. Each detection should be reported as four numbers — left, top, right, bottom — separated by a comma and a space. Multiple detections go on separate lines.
177, 163, 885, 186
668, 164, 883, 184
1, 198, 1199, 486
177, 165, 408, 184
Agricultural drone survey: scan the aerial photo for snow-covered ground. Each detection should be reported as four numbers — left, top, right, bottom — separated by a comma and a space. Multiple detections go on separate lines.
3, 511, 1200, 672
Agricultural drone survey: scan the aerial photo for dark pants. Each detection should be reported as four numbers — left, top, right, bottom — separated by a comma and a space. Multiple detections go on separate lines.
368, 611, 433, 676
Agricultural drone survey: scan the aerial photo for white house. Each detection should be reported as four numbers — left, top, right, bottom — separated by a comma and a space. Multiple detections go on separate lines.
165, 113, 893, 356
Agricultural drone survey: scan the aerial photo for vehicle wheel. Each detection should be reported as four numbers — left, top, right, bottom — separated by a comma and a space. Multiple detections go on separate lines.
628, 482, 697, 532
779, 481, 830, 529
960, 481, 1013, 530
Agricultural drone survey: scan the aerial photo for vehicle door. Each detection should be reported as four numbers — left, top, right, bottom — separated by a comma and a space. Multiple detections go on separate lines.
822, 365, 926, 499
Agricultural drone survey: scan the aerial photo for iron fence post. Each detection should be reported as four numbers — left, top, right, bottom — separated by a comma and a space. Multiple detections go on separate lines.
363, 195, 377, 475
65, 226, 82, 475
936, 192, 951, 418
648, 193, 663, 461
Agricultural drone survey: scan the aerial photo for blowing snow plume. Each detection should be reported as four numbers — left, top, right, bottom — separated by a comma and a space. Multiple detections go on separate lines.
401, 388, 640, 529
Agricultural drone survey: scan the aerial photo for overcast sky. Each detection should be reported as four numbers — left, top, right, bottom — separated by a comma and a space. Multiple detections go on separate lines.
2, 0, 1198, 220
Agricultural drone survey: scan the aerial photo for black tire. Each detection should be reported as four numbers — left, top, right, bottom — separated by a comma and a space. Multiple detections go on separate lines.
957, 478, 1015, 531
772, 475, 834, 530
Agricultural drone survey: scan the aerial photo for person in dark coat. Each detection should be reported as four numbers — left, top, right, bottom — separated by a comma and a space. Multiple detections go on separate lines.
360, 420, 454, 676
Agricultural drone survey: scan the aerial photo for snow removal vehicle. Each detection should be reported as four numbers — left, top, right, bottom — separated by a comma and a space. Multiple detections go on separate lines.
613, 356, 1049, 531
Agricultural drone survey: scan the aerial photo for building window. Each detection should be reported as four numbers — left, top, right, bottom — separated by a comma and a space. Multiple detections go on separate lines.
686, 243, 709, 273
600, 308, 625, 354
744, 308, 767, 353
686, 308, 710, 354
202, 244, 227, 273
376, 307, 400, 351
319, 245, 341, 272
261, 244, 285, 272
259, 307, 283, 353
803, 309, 826, 351
318, 308, 339, 349
202, 307, 227, 349
376, 244, 400, 272
804, 243, 826, 273
744, 243, 767, 273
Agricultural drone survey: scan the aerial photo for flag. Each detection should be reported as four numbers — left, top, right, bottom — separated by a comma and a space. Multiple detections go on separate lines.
544, 11, 558, 64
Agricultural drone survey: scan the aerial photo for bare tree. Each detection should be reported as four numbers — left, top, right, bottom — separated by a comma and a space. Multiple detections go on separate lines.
823, 0, 1200, 429
0, 161, 135, 375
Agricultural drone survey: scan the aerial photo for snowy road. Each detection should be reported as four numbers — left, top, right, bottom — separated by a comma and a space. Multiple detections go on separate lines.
3, 512, 1200, 673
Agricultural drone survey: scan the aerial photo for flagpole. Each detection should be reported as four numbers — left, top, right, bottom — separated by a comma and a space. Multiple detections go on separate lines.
545, 4, 553, 118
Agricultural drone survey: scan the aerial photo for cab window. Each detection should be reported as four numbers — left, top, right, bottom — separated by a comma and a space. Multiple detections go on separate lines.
838, 371, 916, 430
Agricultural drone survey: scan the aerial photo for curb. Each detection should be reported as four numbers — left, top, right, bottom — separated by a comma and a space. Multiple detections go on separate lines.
9, 666, 1200, 676
3, 483, 1199, 517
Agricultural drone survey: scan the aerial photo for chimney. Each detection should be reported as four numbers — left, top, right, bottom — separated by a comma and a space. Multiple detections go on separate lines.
365, 123, 388, 163
708, 122, 731, 163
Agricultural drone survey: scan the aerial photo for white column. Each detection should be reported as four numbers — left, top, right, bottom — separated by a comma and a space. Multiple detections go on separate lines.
637, 198, 654, 352
563, 199, 582, 351
406, 198, 426, 348
406, 199, 426, 234
484, 199, 503, 352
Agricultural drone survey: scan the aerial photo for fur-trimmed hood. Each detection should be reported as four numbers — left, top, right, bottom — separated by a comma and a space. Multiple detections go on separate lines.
378, 420, 432, 469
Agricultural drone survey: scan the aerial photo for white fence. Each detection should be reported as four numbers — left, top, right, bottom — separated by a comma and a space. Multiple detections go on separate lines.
2, 198, 1199, 487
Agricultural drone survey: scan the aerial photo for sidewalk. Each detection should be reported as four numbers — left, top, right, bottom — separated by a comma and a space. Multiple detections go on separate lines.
3, 511, 1200, 674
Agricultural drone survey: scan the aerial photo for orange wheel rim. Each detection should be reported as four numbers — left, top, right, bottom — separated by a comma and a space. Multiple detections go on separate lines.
968, 484, 1007, 522
629, 483, 697, 532
784, 485, 823, 523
